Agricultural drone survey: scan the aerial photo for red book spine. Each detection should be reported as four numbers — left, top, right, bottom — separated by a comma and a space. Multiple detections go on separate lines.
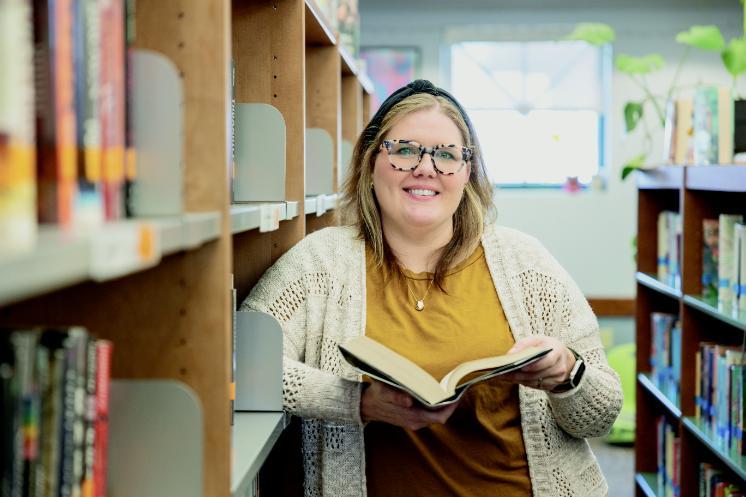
92, 340, 112, 497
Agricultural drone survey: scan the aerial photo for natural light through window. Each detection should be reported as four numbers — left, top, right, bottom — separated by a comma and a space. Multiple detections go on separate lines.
450, 40, 605, 187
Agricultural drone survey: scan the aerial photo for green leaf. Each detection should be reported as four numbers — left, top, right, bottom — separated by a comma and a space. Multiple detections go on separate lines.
722, 36, 746, 76
675, 25, 725, 51
624, 102, 644, 133
615, 54, 665, 74
620, 154, 646, 180
564, 23, 615, 45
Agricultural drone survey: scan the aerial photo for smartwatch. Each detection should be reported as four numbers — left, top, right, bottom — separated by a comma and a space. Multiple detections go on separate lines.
552, 348, 585, 393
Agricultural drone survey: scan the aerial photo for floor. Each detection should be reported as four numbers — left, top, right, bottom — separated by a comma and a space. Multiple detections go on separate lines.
589, 437, 635, 497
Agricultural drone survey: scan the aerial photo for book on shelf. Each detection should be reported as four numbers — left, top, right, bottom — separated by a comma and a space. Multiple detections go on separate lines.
735, 223, 746, 314
702, 219, 720, 304
0, 0, 37, 255
718, 214, 743, 308
338, 335, 551, 408
657, 211, 681, 289
73, 0, 104, 229
35, 0, 79, 226
674, 97, 694, 165
650, 312, 681, 405
662, 99, 677, 164
336, 0, 359, 57
656, 416, 681, 497
693, 85, 734, 166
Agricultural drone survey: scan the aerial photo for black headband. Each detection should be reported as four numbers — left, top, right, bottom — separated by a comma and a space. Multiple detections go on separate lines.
361, 79, 476, 151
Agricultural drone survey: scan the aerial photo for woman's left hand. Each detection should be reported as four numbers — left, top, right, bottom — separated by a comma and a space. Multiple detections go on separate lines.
500, 336, 576, 392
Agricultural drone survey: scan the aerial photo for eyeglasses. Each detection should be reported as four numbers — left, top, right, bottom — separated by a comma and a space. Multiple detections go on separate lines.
380, 139, 472, 176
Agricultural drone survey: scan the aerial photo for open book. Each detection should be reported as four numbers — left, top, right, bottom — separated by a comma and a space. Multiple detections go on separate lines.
338, 335, 552, 408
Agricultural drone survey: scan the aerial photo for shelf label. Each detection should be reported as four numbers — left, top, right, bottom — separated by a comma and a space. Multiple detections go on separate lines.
90, 222, 161, 281
259, 204, 281, 232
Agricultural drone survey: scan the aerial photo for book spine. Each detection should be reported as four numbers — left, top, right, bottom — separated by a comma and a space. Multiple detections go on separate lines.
92, 340, 111, 497
35, 0, 79, 226
718, 214, 743, 308
81, 339, 97, 497
58, 328, 87, 497
123, 0, 136, 217
39, 329, 68, 497
702, 219, 720, 304
99, 0, 125, 220
0, 0, 37, 255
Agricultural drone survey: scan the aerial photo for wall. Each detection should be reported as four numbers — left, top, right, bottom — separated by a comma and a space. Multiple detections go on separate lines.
360, 1, 744, 298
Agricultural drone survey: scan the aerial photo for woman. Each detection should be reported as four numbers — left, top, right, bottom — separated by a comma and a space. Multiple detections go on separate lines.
242, 79, 623, 497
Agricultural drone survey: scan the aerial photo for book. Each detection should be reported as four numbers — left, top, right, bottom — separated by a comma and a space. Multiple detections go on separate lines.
674, 97, 693, 165
338, 335, 551, 408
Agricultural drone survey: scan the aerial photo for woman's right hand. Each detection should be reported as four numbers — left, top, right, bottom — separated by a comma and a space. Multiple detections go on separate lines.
360, 380, 459, 430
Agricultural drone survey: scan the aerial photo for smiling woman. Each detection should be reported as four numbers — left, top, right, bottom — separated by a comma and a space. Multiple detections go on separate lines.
241, 79, 623, 497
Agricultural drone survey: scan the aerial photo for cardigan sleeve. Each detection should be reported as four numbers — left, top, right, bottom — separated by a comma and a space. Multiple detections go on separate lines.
516, 235, 624, 438
240, 235, 365, 425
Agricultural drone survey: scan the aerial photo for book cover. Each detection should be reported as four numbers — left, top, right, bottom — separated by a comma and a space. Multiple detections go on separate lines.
693, 86, 734, 166
662, 99, 677, 165
0, 0, 37, 255
338, 335, 551, 407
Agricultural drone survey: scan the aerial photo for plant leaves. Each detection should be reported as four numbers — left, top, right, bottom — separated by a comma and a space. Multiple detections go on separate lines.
722, 36, 746, 76
675, 25, 725, 51
620, 154, 647, 180
615, 54, 665, 74
624, 102, 644, 133
564, 23, 615, 45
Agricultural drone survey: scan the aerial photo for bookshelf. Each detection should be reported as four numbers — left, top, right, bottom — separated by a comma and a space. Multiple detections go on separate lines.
0, 0, 372, 496
635, 165, 746, 497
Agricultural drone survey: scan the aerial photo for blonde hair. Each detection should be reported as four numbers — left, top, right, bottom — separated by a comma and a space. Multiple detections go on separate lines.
338, 92, 495, 289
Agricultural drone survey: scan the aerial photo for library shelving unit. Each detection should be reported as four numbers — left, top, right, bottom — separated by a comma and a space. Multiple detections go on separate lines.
0, 1, 372, 496
634, 165, 746, 497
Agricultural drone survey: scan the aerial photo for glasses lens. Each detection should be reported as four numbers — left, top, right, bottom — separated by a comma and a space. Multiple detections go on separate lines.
387, 142, 420, 169
432, 146, 464, 174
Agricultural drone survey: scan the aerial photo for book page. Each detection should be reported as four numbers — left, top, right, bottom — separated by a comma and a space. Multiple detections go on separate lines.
339, 336, 449, 405
440, 346, 552, 395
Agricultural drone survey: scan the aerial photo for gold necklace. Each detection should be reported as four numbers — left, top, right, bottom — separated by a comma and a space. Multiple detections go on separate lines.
406, 277, 435, 311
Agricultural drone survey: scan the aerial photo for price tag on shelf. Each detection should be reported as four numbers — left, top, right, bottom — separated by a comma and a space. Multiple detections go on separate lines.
259, 204, 281, 232
90, 222, 161, 281
316, 195, 327, 217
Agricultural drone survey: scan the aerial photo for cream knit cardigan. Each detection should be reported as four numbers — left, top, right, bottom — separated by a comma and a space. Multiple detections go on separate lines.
242, 224, 623, 497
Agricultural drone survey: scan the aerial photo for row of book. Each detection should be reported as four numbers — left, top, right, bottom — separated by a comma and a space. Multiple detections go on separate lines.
701, 214, 746, 313
650, 312, 682, 407
657, 211, 682, 290
656, 418, 745, 497
0, 327, 112, 497
0, 0, 135, 256
700, 462, 744, 497
662, 86, 746, 166
695, 342, 746, 454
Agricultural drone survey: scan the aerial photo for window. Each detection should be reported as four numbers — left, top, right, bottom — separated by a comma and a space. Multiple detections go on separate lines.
450, 40, 608, 187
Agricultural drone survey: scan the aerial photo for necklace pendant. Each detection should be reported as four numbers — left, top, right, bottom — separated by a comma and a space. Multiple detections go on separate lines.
415, 300, 425, 311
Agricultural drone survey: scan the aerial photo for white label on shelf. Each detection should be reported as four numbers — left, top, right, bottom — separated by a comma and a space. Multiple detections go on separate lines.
316, 195, 327, 217
259, 204, 281, 233
90, 222, 161, 281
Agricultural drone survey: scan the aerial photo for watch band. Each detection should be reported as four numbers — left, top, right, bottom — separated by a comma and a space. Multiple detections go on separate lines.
551, 348, 585, 393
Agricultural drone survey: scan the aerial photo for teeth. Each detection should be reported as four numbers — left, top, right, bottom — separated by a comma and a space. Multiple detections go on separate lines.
408, 189, 437, 196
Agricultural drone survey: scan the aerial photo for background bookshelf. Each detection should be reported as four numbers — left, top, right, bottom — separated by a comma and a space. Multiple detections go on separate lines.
635, 165, 746, 497
1, 0, 372, 495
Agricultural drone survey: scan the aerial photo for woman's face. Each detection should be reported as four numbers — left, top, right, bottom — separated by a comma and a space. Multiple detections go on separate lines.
372, 108, 471, 236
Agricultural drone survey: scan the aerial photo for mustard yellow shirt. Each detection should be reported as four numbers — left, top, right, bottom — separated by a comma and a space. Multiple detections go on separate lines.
364, 244, 532, 497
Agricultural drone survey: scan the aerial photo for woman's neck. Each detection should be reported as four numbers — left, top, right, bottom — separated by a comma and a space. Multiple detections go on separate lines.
382, 221, 454, 274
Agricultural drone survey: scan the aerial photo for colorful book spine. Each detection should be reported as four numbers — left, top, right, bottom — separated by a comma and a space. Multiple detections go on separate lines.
736, 223, 746, 314
0, 0, 37, 254
658, 211, 671, 283
99, 0, 126, 220
702, 219, 720, 304
93, 339, 112, 497
35, 0, 79, 226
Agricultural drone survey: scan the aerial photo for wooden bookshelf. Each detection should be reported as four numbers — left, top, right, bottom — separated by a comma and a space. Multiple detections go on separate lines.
0, 0, 373, 495
635, 165, 746, 497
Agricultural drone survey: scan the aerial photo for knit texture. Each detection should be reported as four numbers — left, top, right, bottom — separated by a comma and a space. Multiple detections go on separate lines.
242, 224, 623, 497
